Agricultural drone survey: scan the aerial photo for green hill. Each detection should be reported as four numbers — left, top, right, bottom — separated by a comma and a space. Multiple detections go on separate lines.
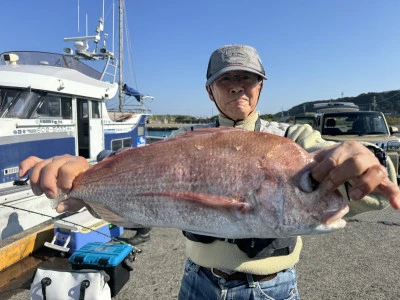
149, 89, 400, 125
276, 89, 400, 118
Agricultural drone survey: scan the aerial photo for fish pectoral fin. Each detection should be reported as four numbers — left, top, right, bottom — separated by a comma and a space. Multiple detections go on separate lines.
86, 202, 139, 228
139, 192, 251, 213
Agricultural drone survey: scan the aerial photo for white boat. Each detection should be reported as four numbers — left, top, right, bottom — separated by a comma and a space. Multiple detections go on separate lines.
0, 0, 153, 240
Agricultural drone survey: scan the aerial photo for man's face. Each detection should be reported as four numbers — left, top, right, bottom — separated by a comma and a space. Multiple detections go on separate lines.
207, 71, 263, 121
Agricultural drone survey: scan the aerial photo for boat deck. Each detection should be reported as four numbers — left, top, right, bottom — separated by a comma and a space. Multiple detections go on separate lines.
0, 185, 30, 197
1, 208, 400, 299
0, 184, 35, 203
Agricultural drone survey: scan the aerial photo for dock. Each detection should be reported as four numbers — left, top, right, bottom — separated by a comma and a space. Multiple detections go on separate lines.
1, 208, 400, 299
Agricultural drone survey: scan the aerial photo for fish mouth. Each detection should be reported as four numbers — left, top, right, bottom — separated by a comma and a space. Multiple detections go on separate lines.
321, 205, 350, 226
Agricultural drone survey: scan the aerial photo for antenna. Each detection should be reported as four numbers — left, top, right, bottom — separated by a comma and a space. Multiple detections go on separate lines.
119, 0, 124, 112
77, 0, 80, 32
102, 0, 105, 23
112, 0, 115, 54
64, 1, 116, 64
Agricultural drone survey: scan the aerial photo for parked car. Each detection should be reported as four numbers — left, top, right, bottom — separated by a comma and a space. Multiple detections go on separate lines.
313, 111, 400, 183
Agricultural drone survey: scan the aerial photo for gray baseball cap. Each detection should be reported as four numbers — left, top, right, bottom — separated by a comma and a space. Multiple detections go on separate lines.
206, 44, 267, 86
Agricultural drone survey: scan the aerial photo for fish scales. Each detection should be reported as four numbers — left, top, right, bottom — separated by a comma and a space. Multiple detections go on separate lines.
69, 127, 349, 238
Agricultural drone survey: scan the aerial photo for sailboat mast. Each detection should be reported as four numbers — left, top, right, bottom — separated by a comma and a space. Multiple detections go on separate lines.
118, 0, 124, 112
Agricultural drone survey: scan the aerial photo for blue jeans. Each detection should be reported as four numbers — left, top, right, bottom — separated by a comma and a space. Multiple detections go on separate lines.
178, 258, 300, 300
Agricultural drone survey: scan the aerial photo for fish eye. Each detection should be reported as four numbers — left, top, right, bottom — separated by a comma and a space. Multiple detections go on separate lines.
299, 171, 319, 193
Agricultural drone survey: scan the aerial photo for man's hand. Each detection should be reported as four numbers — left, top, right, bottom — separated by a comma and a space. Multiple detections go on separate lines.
19, 154, 89, 213
311, 141, 400, 209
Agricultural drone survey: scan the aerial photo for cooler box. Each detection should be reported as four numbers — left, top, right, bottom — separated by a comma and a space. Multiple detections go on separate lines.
44, 209, 124, 254
69, 242, 135, 297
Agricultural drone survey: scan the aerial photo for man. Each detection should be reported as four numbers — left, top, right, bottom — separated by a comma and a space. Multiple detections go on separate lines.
20, 45, 400, 299
173, 45, 400, 299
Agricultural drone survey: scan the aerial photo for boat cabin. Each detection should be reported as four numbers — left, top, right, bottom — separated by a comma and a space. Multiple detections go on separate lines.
0, 51, 149, 185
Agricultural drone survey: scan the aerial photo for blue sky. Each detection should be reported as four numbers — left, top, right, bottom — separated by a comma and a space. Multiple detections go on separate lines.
1, 0, 399, 117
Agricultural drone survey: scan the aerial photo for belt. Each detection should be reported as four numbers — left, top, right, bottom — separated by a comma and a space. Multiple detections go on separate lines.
210, 268, 277, 282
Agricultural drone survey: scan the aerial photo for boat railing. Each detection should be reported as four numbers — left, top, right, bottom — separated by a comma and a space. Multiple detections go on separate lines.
100, 56, 118, 82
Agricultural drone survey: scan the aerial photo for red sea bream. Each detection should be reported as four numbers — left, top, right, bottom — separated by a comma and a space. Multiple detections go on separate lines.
68, 127, 349, 238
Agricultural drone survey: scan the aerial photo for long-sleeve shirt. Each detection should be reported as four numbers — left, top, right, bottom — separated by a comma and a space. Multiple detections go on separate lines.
174, 113, 396, 275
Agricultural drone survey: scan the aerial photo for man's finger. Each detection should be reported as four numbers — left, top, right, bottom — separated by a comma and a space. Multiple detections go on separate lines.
57, 156, 89, 192
56, 198, 86, 213
311, 147, 341, 183
372, 178, 400, 210
40, 155, 86, 198
346, 164, 389, 200
19, 156, 43, 177
29, 158, 55, 196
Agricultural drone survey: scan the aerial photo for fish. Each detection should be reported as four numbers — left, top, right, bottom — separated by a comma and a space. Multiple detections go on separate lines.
68, 127, 349, 238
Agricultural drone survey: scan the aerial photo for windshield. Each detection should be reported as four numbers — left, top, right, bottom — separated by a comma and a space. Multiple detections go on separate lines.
1, 89, 42, 118
321, 113, 389, 136
0, 88, 73, 119
0, 88, 19, 114
1, 51, 102, 80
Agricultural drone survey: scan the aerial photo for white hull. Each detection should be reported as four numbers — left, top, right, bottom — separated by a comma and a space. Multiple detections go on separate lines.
0, 186, 59, 240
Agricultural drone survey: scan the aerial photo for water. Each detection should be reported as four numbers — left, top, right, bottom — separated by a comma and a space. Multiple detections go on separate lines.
146, 129, 173, 138
146, 129, 172, 144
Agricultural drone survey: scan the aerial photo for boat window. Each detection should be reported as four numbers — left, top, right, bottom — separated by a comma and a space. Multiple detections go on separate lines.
123, 138, 132, 148
1, 90, 42, 118
138, 126, 145, 136
81, 102, 89, 119
111, 138, 132, 151
61, 97, 72, 119
1, 51, 102, 80
112, 140, 123, 151
92, 101, 101, 118
36, 96, 61, 117
0, 88, 19, 115
31, 95, 72, 119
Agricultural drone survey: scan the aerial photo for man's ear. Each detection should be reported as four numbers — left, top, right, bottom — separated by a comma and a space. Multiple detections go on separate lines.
206, 85, 215, 101
259, 81, 264, 93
